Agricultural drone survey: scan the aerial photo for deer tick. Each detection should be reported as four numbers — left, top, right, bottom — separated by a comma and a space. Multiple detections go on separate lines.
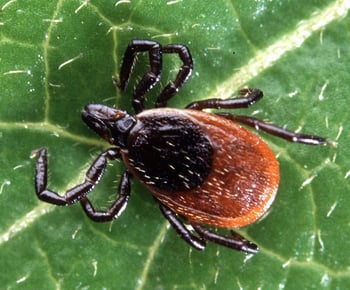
32, 39, 328, 253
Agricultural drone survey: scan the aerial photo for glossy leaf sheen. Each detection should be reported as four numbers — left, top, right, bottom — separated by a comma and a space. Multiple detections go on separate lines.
0, 0, 349, 289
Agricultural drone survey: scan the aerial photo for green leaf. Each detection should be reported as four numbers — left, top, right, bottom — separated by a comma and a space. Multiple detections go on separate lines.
1, 0, 349, 289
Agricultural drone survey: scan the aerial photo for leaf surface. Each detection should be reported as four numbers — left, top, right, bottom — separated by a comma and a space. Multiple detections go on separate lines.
1, 0, 349, 289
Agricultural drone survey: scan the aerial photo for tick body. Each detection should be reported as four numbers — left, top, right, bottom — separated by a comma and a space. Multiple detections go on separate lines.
123, 108, 279, 228
32, 39, 328, 253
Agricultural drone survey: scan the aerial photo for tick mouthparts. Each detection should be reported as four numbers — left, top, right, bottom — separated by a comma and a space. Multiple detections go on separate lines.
83, 104, 126, 121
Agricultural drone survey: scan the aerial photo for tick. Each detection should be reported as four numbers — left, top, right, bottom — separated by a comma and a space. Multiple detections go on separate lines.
32, 39, 328, 253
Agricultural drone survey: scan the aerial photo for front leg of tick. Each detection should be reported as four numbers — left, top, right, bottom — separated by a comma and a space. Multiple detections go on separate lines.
31, 147, 120, 206
155, 44, 193, 108
113, 39, 163, 114
80, 171, 131, 222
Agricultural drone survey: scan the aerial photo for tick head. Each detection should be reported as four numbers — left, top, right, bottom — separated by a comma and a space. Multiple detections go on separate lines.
82, 104, 136, 147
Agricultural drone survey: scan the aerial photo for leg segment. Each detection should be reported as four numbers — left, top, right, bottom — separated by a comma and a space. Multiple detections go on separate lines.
159, 202, 258, 253
31, 147, 121, 206
192, 224, 258, 254
184, 87, 328, 145
114, 40, 193, 112
113, 39, 162, 113
217, 113, 328, 145
185, 88, 263, 110
159, 203, 206, 250
80, 171, 131, 222
155, 44, 193, 108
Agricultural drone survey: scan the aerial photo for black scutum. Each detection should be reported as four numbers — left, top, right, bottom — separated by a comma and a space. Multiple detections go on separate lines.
126, 114, 213, 191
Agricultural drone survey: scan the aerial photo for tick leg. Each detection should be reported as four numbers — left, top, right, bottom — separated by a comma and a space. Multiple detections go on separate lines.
184, 87, 328, 145
159, 203, 206, 250
31, 147, 120, 206
217, 113, 329, 145
155, 44, 193, 108
185, 88, 263, 110
80, 171, 131, 222
113, 39, 162, 113
192, 224, 259, 254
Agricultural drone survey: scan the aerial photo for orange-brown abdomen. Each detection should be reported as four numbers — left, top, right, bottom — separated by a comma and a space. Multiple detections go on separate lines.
122, 108, 279, 228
